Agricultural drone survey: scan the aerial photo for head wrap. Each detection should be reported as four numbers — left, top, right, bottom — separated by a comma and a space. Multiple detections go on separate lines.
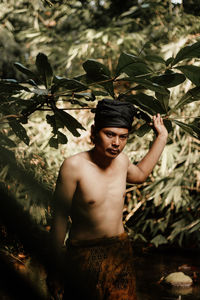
94, 99, 136, 131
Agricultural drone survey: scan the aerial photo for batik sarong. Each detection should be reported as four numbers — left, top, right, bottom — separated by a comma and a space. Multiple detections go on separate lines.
63, 232, 137, 300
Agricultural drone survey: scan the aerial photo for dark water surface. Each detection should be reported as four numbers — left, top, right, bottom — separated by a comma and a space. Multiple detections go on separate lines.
134, 248, 200, 300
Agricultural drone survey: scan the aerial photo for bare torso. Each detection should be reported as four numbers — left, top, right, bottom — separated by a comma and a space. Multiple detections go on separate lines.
67, 151, 129, 240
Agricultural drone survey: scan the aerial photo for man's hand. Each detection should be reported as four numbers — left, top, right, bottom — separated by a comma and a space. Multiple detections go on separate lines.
152, 114, 168, 139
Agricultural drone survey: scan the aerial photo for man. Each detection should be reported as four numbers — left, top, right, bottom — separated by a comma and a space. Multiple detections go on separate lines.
50, 99, 168, 299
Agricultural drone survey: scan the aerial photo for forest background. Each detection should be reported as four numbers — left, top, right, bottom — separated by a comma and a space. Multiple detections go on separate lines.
0, 0, 200, 298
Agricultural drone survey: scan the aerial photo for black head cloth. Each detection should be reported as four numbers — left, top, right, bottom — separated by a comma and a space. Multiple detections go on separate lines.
94, 98, 136, 131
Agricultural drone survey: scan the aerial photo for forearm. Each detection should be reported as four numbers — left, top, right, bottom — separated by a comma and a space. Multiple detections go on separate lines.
51, 214, 69, 247
137, 134, 167, 179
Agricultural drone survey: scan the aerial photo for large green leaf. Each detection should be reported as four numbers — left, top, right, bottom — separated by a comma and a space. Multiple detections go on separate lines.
175, 65, 200, 86
172, 40, 200, 66
155, 91, 170, 112
126, 94, 167, 115
82, 60, 114, 97
144, 55, 166, 65
36, 53, 53, 89
171, 86, 200, 111
9, 118, 30, 145
163, 119, 173, 133
83, 59, 111, 80
54, 76, 88, 92
124, 77, 169, 95
55, 109, 85, 137
173, 120, 200, 139
115, 52, 151, 77
152, 72, 186, 88
0, 81, 30, 94
14, 62, 37, 79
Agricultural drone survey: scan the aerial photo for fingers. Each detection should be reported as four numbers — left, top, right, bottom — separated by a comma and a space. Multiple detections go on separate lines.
153, 113, 163, 124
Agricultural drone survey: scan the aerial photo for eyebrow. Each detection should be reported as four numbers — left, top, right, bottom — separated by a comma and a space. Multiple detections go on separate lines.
104, 130, 128, 137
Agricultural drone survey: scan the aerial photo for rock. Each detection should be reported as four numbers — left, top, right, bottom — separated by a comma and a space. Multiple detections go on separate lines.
165, 272, 193, 287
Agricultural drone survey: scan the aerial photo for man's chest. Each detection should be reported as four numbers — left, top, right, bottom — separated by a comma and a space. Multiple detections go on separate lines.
75, 164, 127, 206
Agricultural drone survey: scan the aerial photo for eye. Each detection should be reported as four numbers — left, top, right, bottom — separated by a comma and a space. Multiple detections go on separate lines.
120, 135, 128, 140
105, 131, 113, 138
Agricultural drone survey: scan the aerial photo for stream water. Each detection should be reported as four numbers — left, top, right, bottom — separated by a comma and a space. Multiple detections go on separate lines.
134, 248, 200, 300
1, 247, 200, 299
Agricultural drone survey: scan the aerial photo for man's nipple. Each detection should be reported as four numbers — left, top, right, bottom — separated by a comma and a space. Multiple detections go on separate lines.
88, 200, 95, 205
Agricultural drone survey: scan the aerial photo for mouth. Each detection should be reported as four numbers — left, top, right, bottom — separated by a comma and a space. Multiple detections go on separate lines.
107, 149, 120, 155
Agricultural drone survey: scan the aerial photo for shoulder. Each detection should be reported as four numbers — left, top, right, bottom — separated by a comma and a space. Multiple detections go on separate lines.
117, 152, 130, 168
59, 152, 87, 178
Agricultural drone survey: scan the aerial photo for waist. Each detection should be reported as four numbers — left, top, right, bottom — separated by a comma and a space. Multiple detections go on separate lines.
66, 231, 129, 248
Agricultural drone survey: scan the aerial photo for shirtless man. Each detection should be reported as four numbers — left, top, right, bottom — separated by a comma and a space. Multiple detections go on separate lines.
50, 99, 168, 299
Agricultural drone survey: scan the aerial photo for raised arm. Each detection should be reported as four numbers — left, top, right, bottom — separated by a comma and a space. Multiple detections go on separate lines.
127, 114, 168, 184
51, 157, 78, 247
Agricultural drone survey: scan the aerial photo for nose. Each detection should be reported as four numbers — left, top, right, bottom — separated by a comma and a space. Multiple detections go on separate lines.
112, 136, 120, 147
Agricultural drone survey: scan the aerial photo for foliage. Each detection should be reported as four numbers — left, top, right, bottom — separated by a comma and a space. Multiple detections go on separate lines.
0, 0, 200, 251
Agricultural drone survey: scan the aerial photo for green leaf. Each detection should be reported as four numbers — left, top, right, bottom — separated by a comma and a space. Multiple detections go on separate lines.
55, 109, 85, 137
144, 55, 166, 64
0, 81, 30, 94
125, 77, 168, 95
166, 57, 174, 66
136, 123, 151, 137
175, 65, 200, 86
126, 93, 166, 114
54, 76, 88, 92
115, 52, 151, 77
82, 60, 114, 97
152, 72, 186, 88
36, 53, 53, 89
163, 119, 173, 133
57, 131, 68, 144
172, 40, 200, 66
155, 91, 170, 112
83, 59, 111, 80
173, 120, 200, 139
14, 62, 37, 79
171, 86, 200, 111
49, 136, 58, 149
9, 118, 30, 145
150, 234, 168, 247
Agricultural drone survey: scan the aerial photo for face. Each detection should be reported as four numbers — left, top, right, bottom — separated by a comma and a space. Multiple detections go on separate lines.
93, 127, 129, 158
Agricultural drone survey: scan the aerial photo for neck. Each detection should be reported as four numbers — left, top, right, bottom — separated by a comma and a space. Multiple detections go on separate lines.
89, 147, 114, 169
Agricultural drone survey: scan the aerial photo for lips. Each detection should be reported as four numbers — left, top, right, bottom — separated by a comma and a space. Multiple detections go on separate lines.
107, 148, 120, 155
